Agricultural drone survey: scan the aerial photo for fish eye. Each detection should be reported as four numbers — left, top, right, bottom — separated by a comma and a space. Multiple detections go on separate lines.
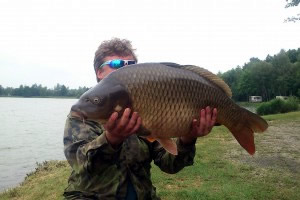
93, 97, 101, 104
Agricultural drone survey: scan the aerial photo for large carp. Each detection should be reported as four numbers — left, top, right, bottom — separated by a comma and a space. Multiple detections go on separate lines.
71, 63, 268, 155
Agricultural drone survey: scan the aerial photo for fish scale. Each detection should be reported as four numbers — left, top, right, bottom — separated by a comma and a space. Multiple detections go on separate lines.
114, 64, 219, 138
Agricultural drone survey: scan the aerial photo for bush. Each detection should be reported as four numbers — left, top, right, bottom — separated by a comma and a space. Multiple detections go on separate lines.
256, 97, 299, 115
282, 97, 299, 112
256, 102, 271, 115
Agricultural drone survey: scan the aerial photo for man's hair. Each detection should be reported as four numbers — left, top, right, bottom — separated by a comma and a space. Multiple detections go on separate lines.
94, 38, 138, 82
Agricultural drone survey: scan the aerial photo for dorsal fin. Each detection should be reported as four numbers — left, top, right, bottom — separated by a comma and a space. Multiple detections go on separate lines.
182, 65, 232, 98
159, 62, 181, 68
160, 62, 232, 98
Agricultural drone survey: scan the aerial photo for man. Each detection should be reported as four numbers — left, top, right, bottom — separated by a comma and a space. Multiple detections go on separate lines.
63, 38, 217, 199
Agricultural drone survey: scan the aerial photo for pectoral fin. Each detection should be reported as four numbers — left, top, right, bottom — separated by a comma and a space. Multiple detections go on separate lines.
157, 138, 178, 155
145, 136, 156, 143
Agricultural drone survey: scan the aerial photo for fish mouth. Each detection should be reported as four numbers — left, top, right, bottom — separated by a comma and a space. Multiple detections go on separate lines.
70, 110, 88, 121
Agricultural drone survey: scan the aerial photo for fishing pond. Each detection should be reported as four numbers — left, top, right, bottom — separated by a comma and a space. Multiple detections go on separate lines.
0, 97, 76, 192
0, 97, 260, 192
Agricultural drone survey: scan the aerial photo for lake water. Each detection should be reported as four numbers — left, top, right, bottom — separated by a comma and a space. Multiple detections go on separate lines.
0, 97, 257, 192
0, 97, 77, 192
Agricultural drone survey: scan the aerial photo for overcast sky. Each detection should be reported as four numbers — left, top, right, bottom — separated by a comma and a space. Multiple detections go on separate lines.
0, 0, 299, 89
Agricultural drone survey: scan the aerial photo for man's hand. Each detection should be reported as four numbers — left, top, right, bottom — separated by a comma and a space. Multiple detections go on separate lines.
180, 106, 217, 145
105, 108, 142, 147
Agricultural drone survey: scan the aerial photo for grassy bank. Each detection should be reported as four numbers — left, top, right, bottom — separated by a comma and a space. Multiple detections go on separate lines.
237, 101, 263, 108
1, 111, 300, 200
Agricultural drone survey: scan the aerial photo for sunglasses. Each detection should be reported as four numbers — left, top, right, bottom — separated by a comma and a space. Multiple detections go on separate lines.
99, 59, 136, 69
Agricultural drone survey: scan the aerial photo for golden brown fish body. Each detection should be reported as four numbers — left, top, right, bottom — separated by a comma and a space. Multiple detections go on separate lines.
71, 63, 268, 155
118, 64, 221, 137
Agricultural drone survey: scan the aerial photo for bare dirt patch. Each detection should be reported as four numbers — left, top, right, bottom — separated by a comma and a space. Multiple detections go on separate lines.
226, 121, 300, 174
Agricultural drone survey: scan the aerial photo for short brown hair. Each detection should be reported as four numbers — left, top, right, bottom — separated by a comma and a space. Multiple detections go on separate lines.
94, 38, 138, 82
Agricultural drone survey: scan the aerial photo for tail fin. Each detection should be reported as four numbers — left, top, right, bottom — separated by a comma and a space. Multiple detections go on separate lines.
228, 109, 268, 155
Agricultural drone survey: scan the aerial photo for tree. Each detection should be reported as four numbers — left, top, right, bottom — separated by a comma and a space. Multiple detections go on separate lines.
219, 67, 243, 101
286, 49, 298, 63
265, 54, 273, 63
0, 85, 4, 96
237, 60, 274, 101
291, 61, 300, 97
60, 85, 68, 96
30, 84, 40, 96
53, 83, 69, 96
271, 50, 293, 96
12, 85, 24, 96
285, 0, 300, 8
218, 48, 300, 101
284, 0, 300, 22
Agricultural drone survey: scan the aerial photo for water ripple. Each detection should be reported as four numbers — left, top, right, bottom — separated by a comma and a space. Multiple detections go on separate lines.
0, 97, 77, 192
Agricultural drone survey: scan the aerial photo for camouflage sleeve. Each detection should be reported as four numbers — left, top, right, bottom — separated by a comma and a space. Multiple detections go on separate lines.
63, 114, 120, 174
152, 138, 196, 174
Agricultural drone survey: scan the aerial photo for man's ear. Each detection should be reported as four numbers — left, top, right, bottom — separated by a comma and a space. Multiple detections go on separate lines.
97, 69, 104, 80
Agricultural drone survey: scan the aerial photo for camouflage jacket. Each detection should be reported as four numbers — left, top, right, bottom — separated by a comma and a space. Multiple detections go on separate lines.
63, 114, 196, 200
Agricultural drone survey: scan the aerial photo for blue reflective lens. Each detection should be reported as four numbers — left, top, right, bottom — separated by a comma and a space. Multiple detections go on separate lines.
110, 60, 123, 68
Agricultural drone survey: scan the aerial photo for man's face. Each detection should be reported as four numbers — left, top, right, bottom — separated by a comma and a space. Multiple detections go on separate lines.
97, 55, 135, 81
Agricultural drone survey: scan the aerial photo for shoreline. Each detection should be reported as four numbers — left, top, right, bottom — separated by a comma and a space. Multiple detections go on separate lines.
0, 111, 299, 199
0, 159, 68, 193
0, 160, 70, 199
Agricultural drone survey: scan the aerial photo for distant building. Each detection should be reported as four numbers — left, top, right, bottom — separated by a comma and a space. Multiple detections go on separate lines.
249, 96, 262, 102
276, 96, 288, 100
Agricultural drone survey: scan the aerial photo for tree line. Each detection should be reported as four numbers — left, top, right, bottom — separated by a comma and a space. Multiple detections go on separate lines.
0, 83, 90, 98
218, 48, 300, 102
1, 48, 300, 101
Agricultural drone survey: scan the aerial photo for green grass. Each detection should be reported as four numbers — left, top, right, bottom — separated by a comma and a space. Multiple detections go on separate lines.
237, 101, 263, 109
152, 125, 300, 200
1, 111, 300, 200
262, 110, 300, 122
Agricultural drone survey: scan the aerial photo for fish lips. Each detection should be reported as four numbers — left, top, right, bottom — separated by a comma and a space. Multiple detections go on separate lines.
70, 105, 88, 120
